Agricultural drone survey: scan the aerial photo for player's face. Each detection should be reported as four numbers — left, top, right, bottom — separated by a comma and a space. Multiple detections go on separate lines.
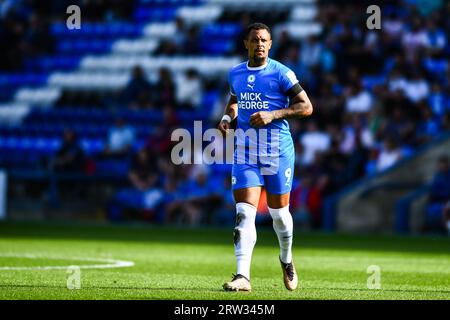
244, 29, 272, 61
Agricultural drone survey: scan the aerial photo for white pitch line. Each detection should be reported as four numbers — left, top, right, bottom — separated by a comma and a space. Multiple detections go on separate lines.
0, 253, 134, 270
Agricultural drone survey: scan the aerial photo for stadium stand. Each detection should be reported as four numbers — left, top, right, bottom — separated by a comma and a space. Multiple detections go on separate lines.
0, 0, 449, 233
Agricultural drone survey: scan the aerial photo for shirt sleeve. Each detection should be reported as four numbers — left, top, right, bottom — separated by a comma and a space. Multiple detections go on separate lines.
228, 69, 236, 96
279, 66, 299, 94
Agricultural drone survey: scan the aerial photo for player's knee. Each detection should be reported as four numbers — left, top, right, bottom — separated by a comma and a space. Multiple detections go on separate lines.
235, 202, 257, 226
269, 205, 293, 229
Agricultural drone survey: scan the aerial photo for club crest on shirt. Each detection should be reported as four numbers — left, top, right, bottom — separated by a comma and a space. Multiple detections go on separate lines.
247, 74, 255, 90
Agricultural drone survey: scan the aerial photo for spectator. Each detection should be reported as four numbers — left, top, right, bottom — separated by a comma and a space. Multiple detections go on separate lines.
272, 30, 296, 61
154, 67, 176, 107
320, 38, 336, 73
156, 39, 177, 55
424, 20, 447, 57
382, 11, 404, 42
416, 105, 441, 144
345, 130, 370, 181
345, 81, 373, 114
388, 68, 408, 93
402, 70, 430, 103
299, 121, 331, 166
166, 168, 220, 225
108, 148, 164, 222
322, 140, 349, 192
183, 25, 200, 55
281, 46, 308, 83
145, 108, 180, 157
121, 65, 153, 109
340, 114, 374, 154
173, 17, 187, 51
376, 136, 402, 172
175, 69, 203, 110
290, 174, 322, 229
365, 148, 379, 176
428, 82, 447, 117
128, 149, 157, 191
379, 106, 416, 147
51, 129, 85, 172
48, 128, 86, 206
401, 17, 428, 62
100, 117, 135, 160
300, 35, 322, 69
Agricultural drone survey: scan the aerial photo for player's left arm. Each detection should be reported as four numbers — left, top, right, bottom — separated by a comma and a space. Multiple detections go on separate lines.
272, 86, 313, 120
249, 84, 313, 127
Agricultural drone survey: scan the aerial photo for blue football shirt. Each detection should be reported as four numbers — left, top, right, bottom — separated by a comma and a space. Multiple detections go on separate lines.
228, 58, 299, 159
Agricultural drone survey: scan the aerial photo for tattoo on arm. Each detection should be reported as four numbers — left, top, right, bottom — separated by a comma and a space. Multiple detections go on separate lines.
271, 91, 313, 120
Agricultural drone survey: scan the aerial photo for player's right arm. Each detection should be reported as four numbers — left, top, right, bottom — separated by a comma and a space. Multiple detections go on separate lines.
218, 94, 237, 135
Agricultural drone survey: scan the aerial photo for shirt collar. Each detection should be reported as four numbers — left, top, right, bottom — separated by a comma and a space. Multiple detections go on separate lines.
246, 59, 269, 70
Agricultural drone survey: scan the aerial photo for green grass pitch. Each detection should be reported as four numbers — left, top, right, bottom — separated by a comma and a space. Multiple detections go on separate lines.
0, 221, 449, 300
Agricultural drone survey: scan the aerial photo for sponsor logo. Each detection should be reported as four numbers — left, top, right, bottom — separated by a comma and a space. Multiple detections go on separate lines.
238, 92, 269, 110
247, 74, 256, 90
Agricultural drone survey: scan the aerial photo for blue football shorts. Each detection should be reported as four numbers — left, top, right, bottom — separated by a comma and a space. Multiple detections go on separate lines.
231, 150, 295, 195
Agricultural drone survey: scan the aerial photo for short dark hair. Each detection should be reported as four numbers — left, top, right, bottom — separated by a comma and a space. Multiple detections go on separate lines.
245, 22, 271, 40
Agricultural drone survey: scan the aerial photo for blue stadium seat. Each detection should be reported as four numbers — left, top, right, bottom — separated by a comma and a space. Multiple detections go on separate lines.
0, 73, 47, 86
94, 159, 129, 175
138, 0, 201, 4
134, 7, 177, 22
201, 40, 234, 55
57, 39, 113, 53
201, 23, 242, 38
81, 139, 104, 154
177, 110, 208, 122
50, 22, 144, 38
25, 56, 81, 71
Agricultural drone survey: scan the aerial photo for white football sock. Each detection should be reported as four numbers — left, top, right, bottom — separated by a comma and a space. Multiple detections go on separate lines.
269, 205, 293, 264
234, 202, 257, 280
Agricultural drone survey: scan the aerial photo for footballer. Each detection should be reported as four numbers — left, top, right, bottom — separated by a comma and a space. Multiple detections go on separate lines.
218, 23, 313, 291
